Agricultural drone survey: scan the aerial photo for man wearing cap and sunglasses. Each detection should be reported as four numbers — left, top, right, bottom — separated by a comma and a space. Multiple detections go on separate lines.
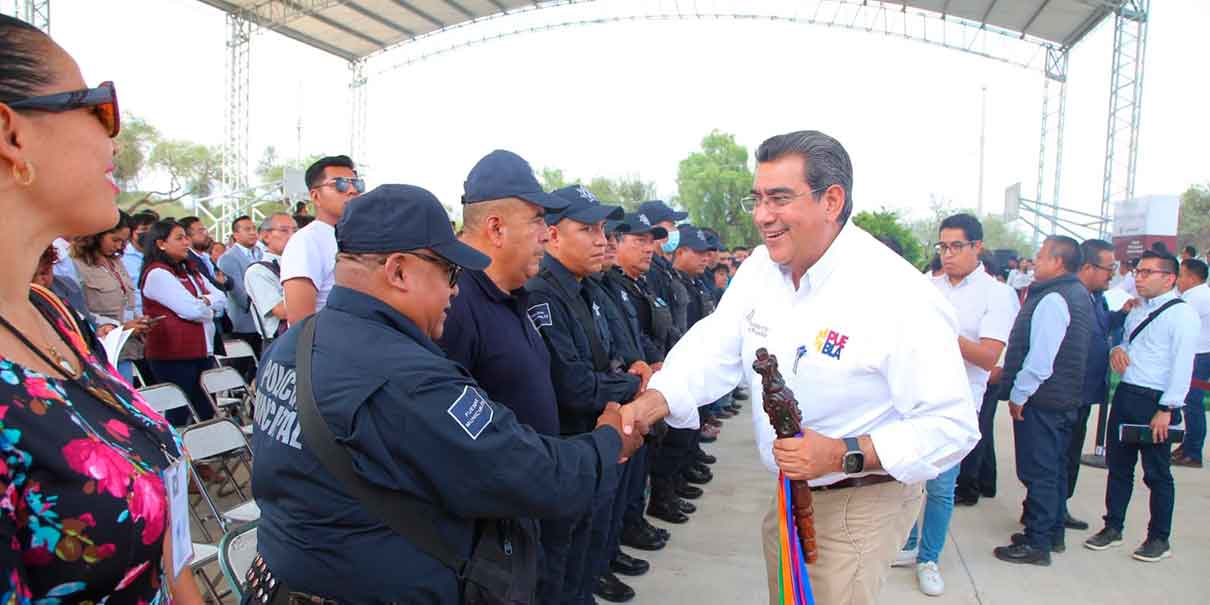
249, 184, 641, 604
280, 155, 363, 325
526, 185, 643, 604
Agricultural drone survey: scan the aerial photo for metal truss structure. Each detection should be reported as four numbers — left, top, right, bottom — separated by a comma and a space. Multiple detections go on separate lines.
194, 0, 1139, 242
5, 0, 49, 32
1100, 0, 1150, 240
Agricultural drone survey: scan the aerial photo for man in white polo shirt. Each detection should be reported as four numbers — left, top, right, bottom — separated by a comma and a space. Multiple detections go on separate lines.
893, 213, 1018, 596
621, 130, 979, 605
1172, 258, 1210, 467
281, 155, 362, 324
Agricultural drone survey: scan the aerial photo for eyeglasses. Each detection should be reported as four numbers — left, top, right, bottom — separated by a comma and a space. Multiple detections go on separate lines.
1087, 263, 1115, 273
933, 240, 979, 255
8, 81, 120, 138
404, 251, 461, 287
1134, 268, 1174, 279
739, 187, 827, 212
313, 177, 364, 194
265, 226, 297, 234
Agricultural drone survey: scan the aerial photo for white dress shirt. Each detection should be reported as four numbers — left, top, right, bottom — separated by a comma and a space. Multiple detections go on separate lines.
648, 222, 979, 486
1180, 282, 1210, 354
932, 265, 1019, 408
246, 251, 285, 339
1115, 288, 1201, 408
142, 267, 228, 356
1008, 269, 1035, 291
279, 220, 337, 312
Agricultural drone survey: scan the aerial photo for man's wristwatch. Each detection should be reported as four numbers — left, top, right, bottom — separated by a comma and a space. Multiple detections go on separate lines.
842, 437, 865, 474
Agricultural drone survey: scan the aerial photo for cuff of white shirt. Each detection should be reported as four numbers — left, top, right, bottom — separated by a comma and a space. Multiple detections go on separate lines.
1009, 387, 1032, 406
647, 377, 701, 430
867, 423, 933, 485
1160, 400, 1186, 410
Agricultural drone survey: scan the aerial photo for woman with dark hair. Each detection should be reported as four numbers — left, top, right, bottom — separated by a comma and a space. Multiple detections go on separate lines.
139, 220, 226, 425
70, 211, 153, 383
0, 15, 203, 601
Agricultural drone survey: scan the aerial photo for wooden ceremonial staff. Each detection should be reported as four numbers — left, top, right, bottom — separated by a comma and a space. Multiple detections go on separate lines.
753, 347, 818, 563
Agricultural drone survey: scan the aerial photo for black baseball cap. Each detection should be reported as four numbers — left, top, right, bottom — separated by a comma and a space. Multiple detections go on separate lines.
462, 150, 567, 210
637, 200, 688, 225
605, 219, 630, 236
337, 184, 489, 271
676, 224, 712, 252
703, 230, 722, 251
618, 212, 668, 240
545, 185, 624, 226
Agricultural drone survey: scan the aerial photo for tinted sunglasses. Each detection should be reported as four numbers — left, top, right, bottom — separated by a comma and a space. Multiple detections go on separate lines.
404, 251, 461, 287
314, 177, 365, 194
8, 81, 120, 138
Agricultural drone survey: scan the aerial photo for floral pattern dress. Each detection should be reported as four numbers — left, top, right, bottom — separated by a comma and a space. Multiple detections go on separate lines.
1, 288, 183, 604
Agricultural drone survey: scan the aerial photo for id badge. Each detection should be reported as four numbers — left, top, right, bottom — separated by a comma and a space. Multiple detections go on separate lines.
163, 460, 193, 577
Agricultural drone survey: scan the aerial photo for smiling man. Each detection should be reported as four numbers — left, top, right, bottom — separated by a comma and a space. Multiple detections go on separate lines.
622, 130, 978, 605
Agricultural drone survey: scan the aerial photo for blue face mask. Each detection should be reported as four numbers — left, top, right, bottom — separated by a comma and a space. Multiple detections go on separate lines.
661, 229, 680, 254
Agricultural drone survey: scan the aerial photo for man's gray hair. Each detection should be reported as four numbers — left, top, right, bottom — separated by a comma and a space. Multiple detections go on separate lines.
755, 130, 854, 225
259, 212, 294, 232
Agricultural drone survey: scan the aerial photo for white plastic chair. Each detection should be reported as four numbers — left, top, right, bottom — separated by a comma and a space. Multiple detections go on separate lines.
182, 418, 260, 540
219, 522, 259, 599
137, 383, 200, 425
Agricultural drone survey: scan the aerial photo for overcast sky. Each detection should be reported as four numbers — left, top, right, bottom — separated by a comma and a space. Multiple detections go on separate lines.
42, 0, 1209, 228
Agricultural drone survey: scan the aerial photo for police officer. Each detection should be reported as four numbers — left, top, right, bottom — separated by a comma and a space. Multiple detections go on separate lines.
527, 185, 641, 604
435, 150, 575, 602
669, 224, 720, 486
250, 184, 641, 603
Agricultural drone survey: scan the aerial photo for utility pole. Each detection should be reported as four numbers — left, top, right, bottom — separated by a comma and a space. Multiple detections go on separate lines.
977, 85, 987, 216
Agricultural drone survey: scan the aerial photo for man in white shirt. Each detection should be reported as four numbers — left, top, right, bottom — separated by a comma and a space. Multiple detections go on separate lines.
281, 155, 361, 324
895, 213, 1017, 596
622, 130, 979, 605
1085, 251, 1200, 562
1171, 258, 1210, 467
246, 213, 296, 345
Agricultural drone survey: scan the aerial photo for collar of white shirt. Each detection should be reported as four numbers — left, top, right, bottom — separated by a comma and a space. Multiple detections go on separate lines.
794, 221, 860, 294
932, 263, 986, 290
1144, 287, 1180, 310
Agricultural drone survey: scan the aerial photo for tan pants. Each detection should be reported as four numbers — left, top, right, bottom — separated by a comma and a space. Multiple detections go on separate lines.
762, 480, 922, 605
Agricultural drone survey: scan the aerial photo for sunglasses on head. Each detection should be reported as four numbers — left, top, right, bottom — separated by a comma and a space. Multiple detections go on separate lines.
314, 177, 365, 194
8, 81, 120, 138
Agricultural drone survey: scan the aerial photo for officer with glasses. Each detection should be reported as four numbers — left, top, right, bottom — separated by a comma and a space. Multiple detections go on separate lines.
281, 155, 363, 324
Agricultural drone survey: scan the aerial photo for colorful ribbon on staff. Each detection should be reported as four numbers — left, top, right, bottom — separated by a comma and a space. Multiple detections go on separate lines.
774, 471, 814, 605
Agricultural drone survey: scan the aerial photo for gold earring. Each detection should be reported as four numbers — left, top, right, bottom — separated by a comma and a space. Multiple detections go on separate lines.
12, 161, 35, 187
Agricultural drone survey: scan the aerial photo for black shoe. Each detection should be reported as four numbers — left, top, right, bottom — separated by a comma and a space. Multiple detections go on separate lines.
1083, 527, 1123, 551
980, 486, 996, 498
1010, 532, 1065, 553
699, 433, 717, 443
954, 492, 979, 507
620, 525, 666, 551
1064, 512, 1089, 531
993, 543, 1051, 566
715, 409, 736, 419
1132, 538, 1172, 562
642, 518, 670, 541
594, 573, 635, 603
695, 450, 717, 465
675, 498, 696, 514
733, 386, 749, 400
692, 462, 714, 479
683, 465, 712, 485
675, 481, 703, 500
646, 500, 689, 524
610, 552, 650, 577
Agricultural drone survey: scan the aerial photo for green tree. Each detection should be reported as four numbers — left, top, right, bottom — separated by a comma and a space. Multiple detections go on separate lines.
1178, 184, 1210, 255
908, 196, 1035, 260
255, 147, 325, 186
852, 209, 926, 267
538, 167, 571, 191
676, 130, 756, 248
586, 175, 657, 212
113, 115, 160, 191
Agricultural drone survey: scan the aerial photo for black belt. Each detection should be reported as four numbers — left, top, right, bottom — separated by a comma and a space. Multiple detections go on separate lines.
1118, 382, 1163, 401
810, 473, 897, 492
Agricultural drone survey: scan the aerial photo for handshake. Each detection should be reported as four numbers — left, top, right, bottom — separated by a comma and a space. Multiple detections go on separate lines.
594, 389, 670, 464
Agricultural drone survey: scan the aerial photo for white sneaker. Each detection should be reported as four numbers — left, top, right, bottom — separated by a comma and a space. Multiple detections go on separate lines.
892, 547, 918, 567
916, 561, 945, 596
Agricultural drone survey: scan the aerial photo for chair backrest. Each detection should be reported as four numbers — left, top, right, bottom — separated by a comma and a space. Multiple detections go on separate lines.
182, 417, 250, 461
219, 522, 258, 598
220, 338, 257, 362
200, 366, 248, 397
137, 383, 198, 421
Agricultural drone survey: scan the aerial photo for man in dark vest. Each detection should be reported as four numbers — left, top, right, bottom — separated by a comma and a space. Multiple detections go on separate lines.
994, 235, 1092, 566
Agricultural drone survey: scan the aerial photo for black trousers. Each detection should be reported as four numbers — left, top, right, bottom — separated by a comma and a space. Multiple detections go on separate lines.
957, 388, 999, 500
1104, 383, 1179, 541
1066, 404, 1094, 499
1013, 404, 1077, 551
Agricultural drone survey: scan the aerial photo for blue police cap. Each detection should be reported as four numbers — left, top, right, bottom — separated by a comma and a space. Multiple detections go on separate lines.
618, 212, 668, 240
676, 224, 712, 252
462, 150, 567, 210
337, 184, 490, 271
703, 230, 722, 251
545, 185, 624, 226
604, 219, 630, 236
637, 200, 688, 225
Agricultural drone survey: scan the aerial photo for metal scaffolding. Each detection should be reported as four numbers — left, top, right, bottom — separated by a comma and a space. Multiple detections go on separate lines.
223, 12, 253, 196
1032, 46, 1069, 247
1100, 0, 1150, 240
5, 0, 49, 32
349, 58, 369, 170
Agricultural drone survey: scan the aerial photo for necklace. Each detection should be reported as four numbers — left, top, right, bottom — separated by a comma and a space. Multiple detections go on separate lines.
36, 312, 79, 376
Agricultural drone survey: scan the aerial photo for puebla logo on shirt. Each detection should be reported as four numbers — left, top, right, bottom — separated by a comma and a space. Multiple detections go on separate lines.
745, 309, 768, 338
815, 328, 849, 360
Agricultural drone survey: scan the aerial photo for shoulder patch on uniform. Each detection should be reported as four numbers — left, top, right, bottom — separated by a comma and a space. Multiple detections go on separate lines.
447, 385, 493, 440
528, 302, 553, 329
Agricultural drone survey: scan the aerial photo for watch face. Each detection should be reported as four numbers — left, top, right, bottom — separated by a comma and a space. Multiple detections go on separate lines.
843, 453, 864, 474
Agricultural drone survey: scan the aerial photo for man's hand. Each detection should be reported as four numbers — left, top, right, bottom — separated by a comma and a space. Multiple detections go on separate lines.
627, 361, 653, 392
1110, 347, 1131, 374
620, 389, 670, 437
1150, 409, 1172, 443
1008, 401, 1025, 422
97, 324, 115, 338
650, 362, 663, 372
214, 270, 228, 285
596, 402, 643, 463
1121, 298, 1141, 313
771, 427, 845, 481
